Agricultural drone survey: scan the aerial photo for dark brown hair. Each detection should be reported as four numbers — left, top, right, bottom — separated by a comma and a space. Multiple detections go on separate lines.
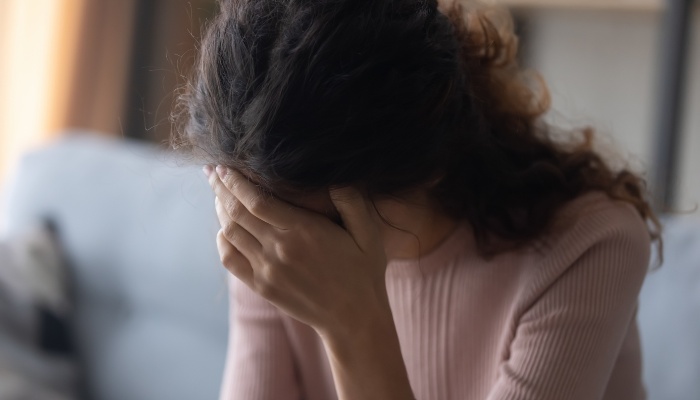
172, 0, 661, 258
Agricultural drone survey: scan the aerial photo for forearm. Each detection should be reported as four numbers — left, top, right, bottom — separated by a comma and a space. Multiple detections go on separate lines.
320, 301, 416, 400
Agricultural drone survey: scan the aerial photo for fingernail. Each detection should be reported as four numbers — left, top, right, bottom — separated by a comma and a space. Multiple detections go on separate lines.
203, 165, 213, 177
216, 165, 227, 178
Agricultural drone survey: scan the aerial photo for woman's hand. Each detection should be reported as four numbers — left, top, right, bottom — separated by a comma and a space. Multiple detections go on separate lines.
206, 165, 416, 400
205, 165, 389, 338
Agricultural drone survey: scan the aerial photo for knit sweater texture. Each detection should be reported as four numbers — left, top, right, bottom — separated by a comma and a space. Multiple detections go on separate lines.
220, 191, 651, 400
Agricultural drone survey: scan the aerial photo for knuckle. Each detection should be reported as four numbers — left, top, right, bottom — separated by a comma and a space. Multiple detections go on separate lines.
256, 278, 276, 298
229, 198, 245, 219
260, 260, 284, 285
216, 232, 235, 263
216, 229, 228, 246
215, 198, 226, 217
220, 195, 235, 214
220, 249, 235, 267
248, 195, 264, 214
218, 251, 227, 265
259, 260, 275, 280
274, 242, 295, 263
222, 223, 239, 242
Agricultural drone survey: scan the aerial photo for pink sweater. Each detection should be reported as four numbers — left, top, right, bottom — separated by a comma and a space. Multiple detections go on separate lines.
220, 192, 651, 399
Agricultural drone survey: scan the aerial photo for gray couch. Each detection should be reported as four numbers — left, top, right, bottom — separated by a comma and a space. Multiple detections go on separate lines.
1, 133, 228, 400
1, 132, 698, 399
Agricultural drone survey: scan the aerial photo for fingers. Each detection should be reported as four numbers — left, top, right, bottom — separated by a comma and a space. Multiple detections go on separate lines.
215, 196, 263, 263
214, 195, 231, 227
209, 169, 270, 238
328, 185, 382, 253
216, 229, 254, 285
215, 166, 298, 230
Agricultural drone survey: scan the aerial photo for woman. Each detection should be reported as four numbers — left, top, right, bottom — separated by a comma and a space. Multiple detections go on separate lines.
174, 0, 662, 398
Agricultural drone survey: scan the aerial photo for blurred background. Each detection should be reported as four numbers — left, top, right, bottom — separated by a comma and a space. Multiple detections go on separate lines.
0, 0, 698, 209
0, 1, 698, 400
0, 0, 215, 185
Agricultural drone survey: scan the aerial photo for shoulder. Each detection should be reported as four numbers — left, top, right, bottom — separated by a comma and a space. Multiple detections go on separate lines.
518, 191, 652, 295
545, 191, 652, 257
489, 192, 654, 399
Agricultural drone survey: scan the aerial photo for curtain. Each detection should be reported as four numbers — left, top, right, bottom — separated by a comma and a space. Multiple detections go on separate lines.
0, 0, 136, 188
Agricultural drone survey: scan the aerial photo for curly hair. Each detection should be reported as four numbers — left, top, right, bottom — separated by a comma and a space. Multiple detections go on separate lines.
172, 0, 662, 259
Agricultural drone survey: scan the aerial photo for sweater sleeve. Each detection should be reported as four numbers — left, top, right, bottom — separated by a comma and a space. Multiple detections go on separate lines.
486, 205, 651, 400
219, 274, 301, 400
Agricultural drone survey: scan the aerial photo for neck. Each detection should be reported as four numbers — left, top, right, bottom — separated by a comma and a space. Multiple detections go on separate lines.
373, 190, 459, 262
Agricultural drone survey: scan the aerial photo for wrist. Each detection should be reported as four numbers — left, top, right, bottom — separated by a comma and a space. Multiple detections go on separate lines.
318, 282, 394, 345
320, 302, 396, 354
319, 303, 415, 400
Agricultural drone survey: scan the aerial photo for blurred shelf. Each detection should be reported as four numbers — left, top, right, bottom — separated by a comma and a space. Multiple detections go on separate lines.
497, 0, 664, 12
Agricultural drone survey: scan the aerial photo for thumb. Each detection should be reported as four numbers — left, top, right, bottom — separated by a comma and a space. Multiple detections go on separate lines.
328, 185, 381, 253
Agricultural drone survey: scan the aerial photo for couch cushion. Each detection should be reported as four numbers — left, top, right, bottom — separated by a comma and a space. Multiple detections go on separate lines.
0, 222, 77, 400
1, 132, 228, 400
638, 215, 700, 400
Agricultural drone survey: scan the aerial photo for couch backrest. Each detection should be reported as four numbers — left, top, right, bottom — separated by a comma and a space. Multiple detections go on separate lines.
1, 133, 229, 400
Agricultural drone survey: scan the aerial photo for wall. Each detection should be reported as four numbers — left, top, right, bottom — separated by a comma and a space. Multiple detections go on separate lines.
523, 7, 699, 210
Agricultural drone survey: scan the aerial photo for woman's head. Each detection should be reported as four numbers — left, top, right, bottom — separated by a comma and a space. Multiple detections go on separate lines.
178, 0, 460, 195
173, 0, 661, 256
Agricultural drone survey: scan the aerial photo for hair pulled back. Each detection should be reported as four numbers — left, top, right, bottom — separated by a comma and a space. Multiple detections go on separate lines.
173, 0, 661, 256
